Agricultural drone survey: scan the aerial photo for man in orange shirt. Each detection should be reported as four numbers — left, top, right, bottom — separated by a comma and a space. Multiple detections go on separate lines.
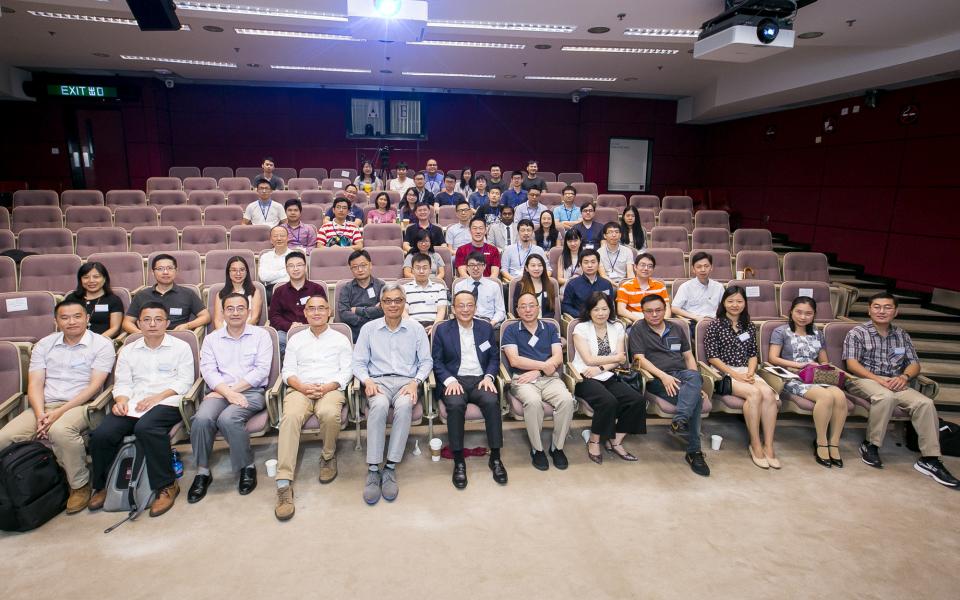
616, 252, 671, 324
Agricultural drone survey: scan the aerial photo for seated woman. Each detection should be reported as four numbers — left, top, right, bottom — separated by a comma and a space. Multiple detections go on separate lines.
398, 187, 420, 222
704, 286, 780, 469
512, 254, 556, 318
555, 228, 582, 291
63, 261, 124, 338
454, 167, 475, 198
572, 292, 646, 463
535, 211, 561, 252
211, 255, 263, 329
353, 159, 383, 193
366, 191, 397, 224
402, 228, 446, 280
768, 296, 848, 468
619, 206, 647, 251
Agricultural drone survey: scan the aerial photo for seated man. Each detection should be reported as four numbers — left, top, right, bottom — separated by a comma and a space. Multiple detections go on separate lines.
453, 251, 506, 328
502, 170, 528, 209
387, 162, 414, 194
486, 204, 517, 250
514, 187, 548, 223
336, 250, 386, 341
671, 251, 724, 337
258, 225, 292, 299
432, 291, 507, 489
521, 160, 547, 192
434, 173, 466, 207
243, 180, 286, 226
0, 299, 115, 513
317, 197, 363, 250
324, 184, 364, 226
402, 202, 444, 252
402, 253, 447, 333
561, 250, 613, 320
501, 218, 549, 282
454, 217, 501, 278
844, 292, 958, 487
353, 284, 432, 505
573, 203, 603, 250
268, 251, 326, 355
616, 252, 670, 325
423, 158, 444, 194
629, 295, 709, 477
124, 254, 209, 334
486, 163, 508, 194
553, 185, 581, 228
476, 187, 506, 226
187, 294, 273, 504
445, 200, 473, 252
88, 303, 195, 517
274, 295, 353, 521
502, 292, 574, 471
597, 222, 633, 285
411, 172, 436, 205
251, 156, 284, 190
468, 175, 489, 209
282, 199, 318, 252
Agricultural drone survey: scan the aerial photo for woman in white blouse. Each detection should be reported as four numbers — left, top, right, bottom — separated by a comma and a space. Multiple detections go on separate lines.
572, 292, 647, 464
258, 225, 292, 301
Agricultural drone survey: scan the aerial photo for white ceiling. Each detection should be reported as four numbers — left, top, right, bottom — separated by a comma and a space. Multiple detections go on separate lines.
1, 0, 959, 122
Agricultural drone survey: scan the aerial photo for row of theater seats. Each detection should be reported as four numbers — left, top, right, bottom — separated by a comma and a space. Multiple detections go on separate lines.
167, 166, 587, 185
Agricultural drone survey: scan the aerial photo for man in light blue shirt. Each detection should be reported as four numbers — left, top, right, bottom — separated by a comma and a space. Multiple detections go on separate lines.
353, 283, 432, 505
444, 200, 473, 252
423, 158, 444, 194
514, 188, 548, 223
553, 186, 582, 228
501, 219, 550, 282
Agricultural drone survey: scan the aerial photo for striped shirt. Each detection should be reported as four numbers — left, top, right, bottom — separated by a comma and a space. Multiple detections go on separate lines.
316, 220, 362, 247
402, 280, 448, 323
842, 322, 919, 378
616, 277, 669, 313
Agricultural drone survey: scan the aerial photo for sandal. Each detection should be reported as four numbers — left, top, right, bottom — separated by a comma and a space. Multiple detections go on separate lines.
587, 441, 603, 465
605, 441, 638, 462
828, 444, 844, 469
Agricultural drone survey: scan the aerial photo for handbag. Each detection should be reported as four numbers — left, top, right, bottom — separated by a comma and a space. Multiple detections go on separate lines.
797, 364, 845, 387
613, 369, 644, 396
714, 374, 733, 396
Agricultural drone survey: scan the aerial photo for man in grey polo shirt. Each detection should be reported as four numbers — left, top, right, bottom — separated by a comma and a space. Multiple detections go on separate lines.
0, 299, 115, 513
336, 250, 386, 342
123, 253, 210, 334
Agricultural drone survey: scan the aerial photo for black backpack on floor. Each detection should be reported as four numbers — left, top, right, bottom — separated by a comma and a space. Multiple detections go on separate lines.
0, 441, 69, 532
905, 418, 960, 457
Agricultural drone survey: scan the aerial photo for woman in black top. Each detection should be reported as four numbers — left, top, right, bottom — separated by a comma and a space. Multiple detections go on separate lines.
535, 211, 560, 251
513, 254, 557, 318
64, 262, 123, 338
398, 187, 420, 222
703, 286, 780, 469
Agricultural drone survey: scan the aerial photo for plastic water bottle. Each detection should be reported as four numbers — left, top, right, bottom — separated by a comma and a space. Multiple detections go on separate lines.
171, 449, 183, 478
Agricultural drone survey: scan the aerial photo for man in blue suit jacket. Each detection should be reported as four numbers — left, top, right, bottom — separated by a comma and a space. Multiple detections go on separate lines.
432, 290, 508, 489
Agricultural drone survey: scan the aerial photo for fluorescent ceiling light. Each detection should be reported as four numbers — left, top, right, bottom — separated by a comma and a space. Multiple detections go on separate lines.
235, 28, 361, 41
120, 55, 237, 68
271, 65, 371, 73
427, 20, 575, 34
402, 71, 496, 79
28, 10, 190, 29
407, 40, 525, 49
175, 2, 347, 22
524, 76, 617, 82
562, 46, 679, 54
624, 28, 700, 38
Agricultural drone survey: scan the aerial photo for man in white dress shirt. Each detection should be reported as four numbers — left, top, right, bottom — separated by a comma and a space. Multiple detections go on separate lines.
671, 251, 724, 334
598, 222, 634, 285
453, 251, 506, 328
258, 225, 292, 301
242, 180, 286, 226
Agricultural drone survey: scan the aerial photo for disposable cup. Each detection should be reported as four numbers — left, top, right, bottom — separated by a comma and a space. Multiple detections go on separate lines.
429, 438, 442, 462
265, 458, 278, 477
711, 435, 723, 451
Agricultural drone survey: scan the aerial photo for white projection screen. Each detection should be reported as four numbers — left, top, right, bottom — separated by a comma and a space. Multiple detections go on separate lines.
607, 137, 653, 192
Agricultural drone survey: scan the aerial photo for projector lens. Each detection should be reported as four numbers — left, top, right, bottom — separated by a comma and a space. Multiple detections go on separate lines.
757, 18, 779, 44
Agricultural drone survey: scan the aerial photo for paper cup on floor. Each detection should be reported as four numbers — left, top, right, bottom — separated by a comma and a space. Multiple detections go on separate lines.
581, 429, 591, 445
265, 459, 278, 477
429, 438, 443, 461
710, 435, 723, 451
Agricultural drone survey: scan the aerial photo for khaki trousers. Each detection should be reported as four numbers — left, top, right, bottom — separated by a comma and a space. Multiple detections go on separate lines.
276, 389, 345, 481
0, 402, 90, 488
510, 375, 575, 451
847, 378, 941, 456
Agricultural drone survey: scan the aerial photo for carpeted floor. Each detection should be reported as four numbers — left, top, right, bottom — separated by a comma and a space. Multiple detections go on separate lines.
2, 418, 958, 600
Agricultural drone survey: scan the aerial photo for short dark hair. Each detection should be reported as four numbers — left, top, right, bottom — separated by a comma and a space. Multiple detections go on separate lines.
562, 185, 577, 195
583, 291, 616, 322
456, 199, 470, 209
640, 294, 666, 308
634, 252, 656, 267
469, 216, 487, 228
466, 250, 487, 265
410, 252, 431, 266
475, 174, 487, 183
453, 290, 477, 304
332, 197, 351, 210
344, 184, 358, 193
255, 180, 272, 189
284, 198, 302, 211
262, 156, 275, 164
348, 249, 371, 264
578, 249, 600, 265
221, 292, 249, 308
414, 172, 425, 179
602, 221, 620, 235
511, 170, 523, 178
489, 163, 501, 170
690, 251, 713, 266
139, 301, 168, 317
54, 298, 86, 316
151, 253, 177, 270
284, 251, 306, 265
868, 291, 898, 308
396, 162, 408, 169
444, 173, 456, 182
516, 218, 535, 231
527, 160, 538, 167
581, 202, 596, 212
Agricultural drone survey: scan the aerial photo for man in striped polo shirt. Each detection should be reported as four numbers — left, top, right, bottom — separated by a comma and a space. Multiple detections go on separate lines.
402, 253, 448, 334
616, 252, 671, 325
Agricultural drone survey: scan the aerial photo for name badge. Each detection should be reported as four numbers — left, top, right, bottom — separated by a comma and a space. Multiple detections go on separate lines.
367, 287, 376, 299
527, 335, 539, 347
94, 304, 109, 313
299, 296, 310, 305
479, 340, 491, 352
602, 289, 610, 295
737, 332, 750, 342
892, 347, 905, 356
157, 363, 173, 373
670, 343, 682, 351
584, 243, 595, 250
169, 307, 184, 316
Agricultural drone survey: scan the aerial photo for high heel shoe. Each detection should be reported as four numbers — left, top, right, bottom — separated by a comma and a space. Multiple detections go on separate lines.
606, 442, 638, 462
749, 446, 769, 469
587, 441, 603, 465
828, 444, 844, 468
813, 441, 831, 468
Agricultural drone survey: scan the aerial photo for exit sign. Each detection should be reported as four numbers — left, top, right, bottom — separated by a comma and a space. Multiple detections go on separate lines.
47, 85, 118, 98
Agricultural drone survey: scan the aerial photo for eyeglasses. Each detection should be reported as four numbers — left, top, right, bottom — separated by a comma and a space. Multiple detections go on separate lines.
412, 265, 431, 271
466, 263, 484, 269
229, 268, 247, 275
454, 303, 475, 310
153, 266, 176, 272
139, 317, 168, 325
636, 263, 654, 270
382, 298, 405, 305
642, 308, 664, 315
457, 208, 471, 213
224, 306, 248, 314
350, 263, 371, 271
304, 305, 330, 313
582, 208, 594, 213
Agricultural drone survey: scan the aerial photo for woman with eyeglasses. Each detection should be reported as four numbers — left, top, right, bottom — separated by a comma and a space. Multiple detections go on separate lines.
212, 256, 263, 329
398, 187, 420, 222
402, 228, 446, 280
64, 262, 124, 338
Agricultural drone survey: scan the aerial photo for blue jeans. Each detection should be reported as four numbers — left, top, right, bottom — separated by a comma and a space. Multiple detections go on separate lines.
645, 369, 703, 453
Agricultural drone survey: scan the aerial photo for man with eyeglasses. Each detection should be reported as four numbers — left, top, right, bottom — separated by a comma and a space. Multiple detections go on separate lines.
268, 251, 326, 355
435, 173, 465, 208
501, 218, 550, 283
353, 284, 432, 505
411, 172, 436, 206
454, 217, 501, 278
515, 188, 548, 224
337, 250, 386, 342
187, 294, 273, 503
323, 184, 365, 226
843, 291, 959, 487
561, 250, 613, 320
273, 295, 353, 520
317, 197, 363, 250
553, 185, 581, 228
423, 158, 443, 194
445, 200, 474, 252
616, 252, 671, 325
123, 254, 209, 335
573, 203, 603, 251
402, 254, 447, 334
243, 180, 286, 227
453, 251, 506, 328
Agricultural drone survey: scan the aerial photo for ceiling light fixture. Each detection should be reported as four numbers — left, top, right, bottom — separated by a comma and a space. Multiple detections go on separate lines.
402, 71, 497, 79
797, 31, 824, 39
407, 40, 525, 49
587, 26, 611, 34
120, 55, 237, 68
524, 76, 617, 82
234, 28, 361, 41
270, 65, 372, 73
174, 2, 347, 22
28, 10, 190, 30
562, 46, 679, 54
426, 20, 575, 34
624, 28, 700, 38
373, 0, 402, 18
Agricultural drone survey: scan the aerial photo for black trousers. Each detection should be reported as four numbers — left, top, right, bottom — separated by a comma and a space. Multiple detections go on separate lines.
575, 377, 647, 439
90, 405, 182, 492
442, 375, 503, 451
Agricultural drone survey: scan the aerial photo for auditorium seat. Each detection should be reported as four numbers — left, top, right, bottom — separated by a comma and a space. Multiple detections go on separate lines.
0, 230, 15, 252
202, 166, 234, 180
160, 205, 203, 231
735, 250, 782, 282
363, 223, 403, 248
169, 166, 201, 179
474, 170, 490, 182
226, 190, 258, 207
572, 182, 598, 197
662, 195, 694, 211
545, 182, 566, 194
0, 207, 9, 230
629, 195, 660, 214
148, 190, 188, 208
691, 227, 730, 251
299, 168, 328, 180
330, 168, 357, 181
694, 210, 730, 231
647, 248, 686, 281
205, 282, 268, 330
434, 246, 454, 289
181, 225, 228, 253
641, 318, 712, 418
229, 225, 271, 252
275, 167, 298, 183
204, 205, 244, 229
310, 247, 355, 284
593, 207, 620, 226
130, 226, 179, 255
287, 178, 320, 193
756, 319, 840, 416
270, 191, 299, 205
12, 206, 63, 233
146, 177, 182, 195
76, 227, 128, 257
188, 190, 226, 208
538, 171, 557, 183
445, 170, 462, 181
60, 190, 104, 208
650, 226, 690, 252
18, 228, 73, 255
13, 190, 58, 208
204, 249, 257, 286
301, 190, 334, 206
501, 318, 557, 424
300, 205, 327, 225
219, 177, 253, 193
779, 281, 835, 322
0, 291, 57, 343
19, 254, 81, 295
65, 205, 113, 232
596, 194, 627, 209
436, 206, 458, 227
235, 167, 262, 181
557, 172, 584, 184
539, 193, 561, 208
114, 206, 159, 231
183, 177, 218, 193
0, 257, 16, 293
658, 209, 693, 232
508, 277, 560, 322
384, 190, 401, 206
694, 249, 734, 281
147, 250, 202, 286
105, 190, 147, 209
783, 252, 829, 283
366, 247, 404, 279
87, 252, 145, 291
731, 228, 773, 253
636, 208, 656, 233
727, 279, 778, 319
321, 178, 351, 192
574, 194, 594, 208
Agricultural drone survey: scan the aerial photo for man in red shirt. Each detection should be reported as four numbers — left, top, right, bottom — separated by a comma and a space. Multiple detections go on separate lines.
454, 217, 501, 278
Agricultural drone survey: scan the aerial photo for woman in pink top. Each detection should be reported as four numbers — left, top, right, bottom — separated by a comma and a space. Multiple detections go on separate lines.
366, 192, 398, 224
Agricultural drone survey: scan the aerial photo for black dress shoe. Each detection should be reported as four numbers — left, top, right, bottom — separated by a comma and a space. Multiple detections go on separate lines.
531, 449, 549, 471
489, 458, 508, 484
187, 474, 212, 504
238, 466, 257, 495
549, 447, 569, 470
452, 462, 468, 489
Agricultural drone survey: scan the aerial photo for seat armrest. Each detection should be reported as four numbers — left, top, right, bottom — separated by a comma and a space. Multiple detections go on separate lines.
83, 387, 115, 429
178, 378, 204, 434
917, 374, 939, 399
425, 372, 437, 420
698, 361, 720, 397
561, 362, 581, 393
0, 393, 24, 422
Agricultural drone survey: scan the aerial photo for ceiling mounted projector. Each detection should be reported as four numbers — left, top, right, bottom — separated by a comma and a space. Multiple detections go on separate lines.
694, 0, 816, 63
347, 0, 428, 42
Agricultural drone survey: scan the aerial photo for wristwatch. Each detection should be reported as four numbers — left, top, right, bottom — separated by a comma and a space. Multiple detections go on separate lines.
414, 377, 423, 385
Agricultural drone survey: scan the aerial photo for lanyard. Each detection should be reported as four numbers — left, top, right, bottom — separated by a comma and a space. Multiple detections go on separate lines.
516, 243, 532, 266
562, 206, 575, 221
604, 245, 621, 273
523, 204, 538, 221
258, 201, 271, 221
289, 224, 302, 245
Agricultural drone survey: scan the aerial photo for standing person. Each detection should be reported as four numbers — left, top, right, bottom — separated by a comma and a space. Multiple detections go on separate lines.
243, 180, 286, 226
411, 172, 436, 205
445, 200, 474, 252
453, 252, 506, 328
402, 202, 444, 252
366, 192, 397, 224
354, 159, 383, 194
353, 284, 432, 504
597, 222, 634, 285
554, 186, 582, 228
187, 294, 272, 503
423, 158, 443, 194
87, 303, 193, 517
267, 252, 326, 355
502, 292, 574, 471
468, 175, 489, 209
0, 299, 115, 513
616, 252, 670, 325
402, 253, 448, 333
123, 254, 209, 334
619, 206, 647, 251
274, 295, 353, 520
501, 219, 549, 283
432, 291, 507, 489
454, 218, 501, 278
455, 167, 475, 198
336, 250, 386, 341
768, 297, 849, 468
513, 254, 557, 318
435, 173, 465, 207
535, 211, 560, 252
211, 256, 263, 329
485, 203, 517, 250
486, 164, 508, 193
515, 188, 548, 223
573, 292, 646, 464
388, 162, 414, 194
502, 171, 527, 209
521, 160, 547, 192
316, 198, 363, 251
64, 262, 124, 338
258, 225, 292, 300
561, 249, 613, 321
672, 252, 724, 337
556, 228, 583, 291
282, 199, 318, 252
704, 286, 780, 469
402, 229, 446, 280
397, 187, 421, 222
843, 292, 959, 487
572, 203, 603, 250
252, 156, 284, 190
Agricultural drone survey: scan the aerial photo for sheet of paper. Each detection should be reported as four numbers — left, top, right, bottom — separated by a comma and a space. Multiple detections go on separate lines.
5, 297, 27, 312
